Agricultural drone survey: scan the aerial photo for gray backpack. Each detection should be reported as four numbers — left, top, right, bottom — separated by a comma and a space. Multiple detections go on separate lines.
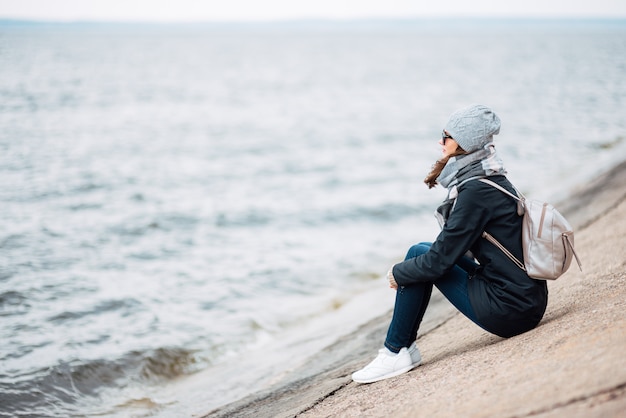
479, 178, 582, 280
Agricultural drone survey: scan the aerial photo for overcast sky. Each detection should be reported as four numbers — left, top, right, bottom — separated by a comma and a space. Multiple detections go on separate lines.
1, 0, 625, 22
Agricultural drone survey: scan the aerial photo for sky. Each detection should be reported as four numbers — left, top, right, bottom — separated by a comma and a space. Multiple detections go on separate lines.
0, 0, 625, 22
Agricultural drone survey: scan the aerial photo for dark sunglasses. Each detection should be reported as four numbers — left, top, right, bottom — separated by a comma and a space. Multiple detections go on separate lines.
442, 131, 453, 145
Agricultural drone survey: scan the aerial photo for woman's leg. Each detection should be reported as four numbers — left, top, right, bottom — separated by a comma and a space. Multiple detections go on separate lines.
352, 243, 430, 383
385, 243, 486, 353
434, 262, 481, 326
434, 254, 490, 330
384, 243, 433, 353
353, 243, 487, 383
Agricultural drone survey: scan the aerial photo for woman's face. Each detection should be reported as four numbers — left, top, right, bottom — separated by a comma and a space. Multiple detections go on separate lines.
440, 130, 458, 157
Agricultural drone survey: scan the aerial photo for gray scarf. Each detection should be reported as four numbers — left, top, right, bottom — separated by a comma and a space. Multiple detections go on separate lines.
435, 143, 506, 227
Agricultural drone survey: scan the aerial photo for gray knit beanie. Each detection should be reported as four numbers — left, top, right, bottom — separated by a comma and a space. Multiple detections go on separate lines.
444, 104, 501, 153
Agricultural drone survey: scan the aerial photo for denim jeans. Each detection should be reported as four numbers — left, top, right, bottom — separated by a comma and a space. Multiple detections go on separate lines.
384, 242, 484, 353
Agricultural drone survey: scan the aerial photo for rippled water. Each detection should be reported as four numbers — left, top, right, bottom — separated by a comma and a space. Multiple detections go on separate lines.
1, 20, 625, 417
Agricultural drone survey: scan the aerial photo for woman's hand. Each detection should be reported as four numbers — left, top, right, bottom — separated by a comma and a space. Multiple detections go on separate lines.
387, 267, 398, 290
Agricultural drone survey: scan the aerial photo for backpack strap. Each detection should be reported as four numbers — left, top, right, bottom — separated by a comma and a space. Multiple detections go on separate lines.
482, 231, 526, 271
478, 178, 520, 200
564, 233, 583, 272
478, 178, 526, 271
479, 178, 525, 216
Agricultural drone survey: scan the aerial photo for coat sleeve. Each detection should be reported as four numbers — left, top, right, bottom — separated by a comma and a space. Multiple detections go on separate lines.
392, 182, 494, 285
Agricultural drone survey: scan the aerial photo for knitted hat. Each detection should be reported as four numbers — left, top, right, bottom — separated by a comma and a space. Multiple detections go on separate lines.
444, 104, 501, 153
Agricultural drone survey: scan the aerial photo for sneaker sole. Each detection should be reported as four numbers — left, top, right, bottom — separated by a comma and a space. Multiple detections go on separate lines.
352, 363, 416, 384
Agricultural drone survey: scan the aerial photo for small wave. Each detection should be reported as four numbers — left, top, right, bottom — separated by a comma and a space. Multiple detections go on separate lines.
215, 210, 271, 228
48, 298, 142, 324
132, 347, 201, 381
1, 341, 52, 362
109, 213, 201, 237
0, 234, 28, 250
0, 347, 200, 417
0, 270, 13, 282
108, 221, 162, 237
113, 396, 165, 414
72, 181, 105, 193
68, 202, 103, 211
0, 290, 30, 317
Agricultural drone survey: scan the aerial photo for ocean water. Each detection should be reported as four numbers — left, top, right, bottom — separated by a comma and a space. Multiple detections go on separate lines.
1, 20, 625, 417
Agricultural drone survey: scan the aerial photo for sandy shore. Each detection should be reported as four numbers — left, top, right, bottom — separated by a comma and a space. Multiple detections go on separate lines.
205, 160, 626, 418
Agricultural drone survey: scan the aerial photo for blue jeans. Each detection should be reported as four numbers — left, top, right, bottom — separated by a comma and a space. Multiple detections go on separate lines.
384, 242, 484, 353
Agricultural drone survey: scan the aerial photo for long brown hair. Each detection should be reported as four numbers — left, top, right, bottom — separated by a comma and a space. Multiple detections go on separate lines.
423, 146, 468, 189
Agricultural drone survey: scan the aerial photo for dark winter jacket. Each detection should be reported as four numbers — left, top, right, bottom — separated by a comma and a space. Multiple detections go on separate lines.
392, 175, 548, 338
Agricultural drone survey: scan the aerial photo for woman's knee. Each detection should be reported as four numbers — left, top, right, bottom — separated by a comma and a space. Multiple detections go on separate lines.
405, 242, 432, 260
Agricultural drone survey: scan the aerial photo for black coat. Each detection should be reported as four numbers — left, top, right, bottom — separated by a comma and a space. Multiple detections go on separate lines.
392, 175, 548, 338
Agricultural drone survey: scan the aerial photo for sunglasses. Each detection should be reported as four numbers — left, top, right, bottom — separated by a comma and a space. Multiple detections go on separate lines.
442, 131, 453, 145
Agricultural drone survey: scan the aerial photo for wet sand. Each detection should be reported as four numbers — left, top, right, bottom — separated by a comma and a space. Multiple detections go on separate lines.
204, 160, 626, 418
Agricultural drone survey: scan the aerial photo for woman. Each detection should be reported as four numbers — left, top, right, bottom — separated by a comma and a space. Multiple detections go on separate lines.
352, 104, 548, 384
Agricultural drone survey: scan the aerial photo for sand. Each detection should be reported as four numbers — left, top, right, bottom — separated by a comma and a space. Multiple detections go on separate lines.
205, 160, 626, 418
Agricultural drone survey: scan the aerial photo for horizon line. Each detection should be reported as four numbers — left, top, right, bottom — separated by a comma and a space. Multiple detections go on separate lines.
1, 16, 626, 26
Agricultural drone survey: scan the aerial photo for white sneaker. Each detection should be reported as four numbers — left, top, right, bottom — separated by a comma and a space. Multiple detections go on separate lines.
351, 347, 414, 383
408, 341, 422, 367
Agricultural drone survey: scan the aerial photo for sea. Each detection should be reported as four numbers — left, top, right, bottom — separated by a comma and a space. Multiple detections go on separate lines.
1, 19, 625, 417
